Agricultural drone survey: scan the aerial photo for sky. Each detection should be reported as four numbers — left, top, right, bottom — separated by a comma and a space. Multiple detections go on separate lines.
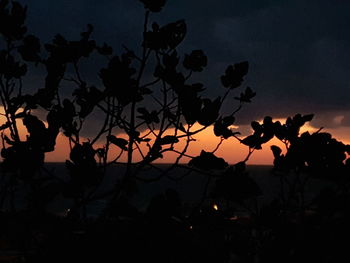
7, 0, 350, 164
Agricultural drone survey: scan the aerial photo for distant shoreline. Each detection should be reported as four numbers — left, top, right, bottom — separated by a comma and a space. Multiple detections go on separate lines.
43, 162, 273, 167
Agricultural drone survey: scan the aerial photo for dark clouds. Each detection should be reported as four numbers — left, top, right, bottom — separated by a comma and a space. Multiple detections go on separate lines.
204, 0, 350, 122
19, 0, 350, 128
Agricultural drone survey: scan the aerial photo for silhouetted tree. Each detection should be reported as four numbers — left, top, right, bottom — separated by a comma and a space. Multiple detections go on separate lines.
1, 0, 349, 262
0, 0, 256, 217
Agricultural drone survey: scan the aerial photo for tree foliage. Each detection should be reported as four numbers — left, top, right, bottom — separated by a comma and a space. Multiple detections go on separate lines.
0, 1, 350, 262
0, 0, 255, 214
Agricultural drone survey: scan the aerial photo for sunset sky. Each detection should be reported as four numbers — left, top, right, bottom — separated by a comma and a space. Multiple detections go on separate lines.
2, 108, 348, 165
3, 0, 350, 164
44, 120, 350, 164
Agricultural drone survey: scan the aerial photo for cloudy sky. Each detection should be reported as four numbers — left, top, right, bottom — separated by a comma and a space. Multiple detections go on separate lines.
20, 0, 350, 124
15, 0, 350, 163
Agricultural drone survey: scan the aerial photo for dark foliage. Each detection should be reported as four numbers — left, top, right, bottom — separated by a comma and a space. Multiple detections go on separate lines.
0, 0, 349, 262
189, 150, 228, 171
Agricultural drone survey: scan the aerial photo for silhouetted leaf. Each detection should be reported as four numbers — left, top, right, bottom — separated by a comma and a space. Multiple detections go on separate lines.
183, 50, 207, 72
241, 135, 262, 149
137, 107, 160, 124
235, 86, 256, 103
74, 86, 103, 118
251, 121, 262, 132
178, 85, 202, 124
23, 114, 46, 138
302, 114, 314, 122
271, 145, 282, 158
222, 116, 235, 126
177, 123, 186, 133
198, 97, 221, 126
100, 55, 138, 106
70, 143, 95, 164
214, 116, 237, 139
189, 150, 228, 170
273, 121, 286, 140
221, 61, 249, 89
107, 135, 128, 151
143, 20, 186, 51
66, 143, 101, 188
158, 135, 179, 145
161, 20, 186, 50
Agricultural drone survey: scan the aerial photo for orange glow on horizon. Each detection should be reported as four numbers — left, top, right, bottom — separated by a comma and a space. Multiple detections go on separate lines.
0, 109, 350, 165
45, 120, 317, 165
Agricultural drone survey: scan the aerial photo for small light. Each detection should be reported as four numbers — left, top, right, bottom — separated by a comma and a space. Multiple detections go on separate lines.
213, 204, 219, 211
189, 226, 193, 230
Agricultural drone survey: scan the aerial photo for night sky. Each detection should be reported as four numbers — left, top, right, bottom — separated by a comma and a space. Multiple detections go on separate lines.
20, 0, 350, 127
15, 0, 350, 157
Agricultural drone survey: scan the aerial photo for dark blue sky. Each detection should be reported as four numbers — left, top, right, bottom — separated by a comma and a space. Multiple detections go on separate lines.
20, 0, 350, 128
